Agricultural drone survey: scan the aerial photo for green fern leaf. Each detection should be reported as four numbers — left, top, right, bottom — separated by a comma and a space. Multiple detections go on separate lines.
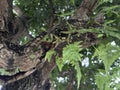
62, 42, 82, 64
75, 62, 82, 89
62, 42, 82, 88
56, 57, 63, 72
94, 43, 120, 72
45, 50, 56, 62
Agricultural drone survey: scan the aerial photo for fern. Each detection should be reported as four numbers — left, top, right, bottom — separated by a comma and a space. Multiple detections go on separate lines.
55, 42, 83, 88
95, 73, 110, 90
95, 74, 107, 90
74, 62, 82, 89
103, 25, 120, 40
56, 57, 63, 72
94, 43, 120, 72
62, 42, 82, 64
95, 66, 120, 90
62, 42, 83, 88
45, 50, 56, 62
109, 66, 120, 89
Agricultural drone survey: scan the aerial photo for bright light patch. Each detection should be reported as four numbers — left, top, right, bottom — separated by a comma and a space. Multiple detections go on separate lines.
57, 77, 68, 83
82, 57, 89, 67
111, 41, 116, 46
0, 85, 2, 90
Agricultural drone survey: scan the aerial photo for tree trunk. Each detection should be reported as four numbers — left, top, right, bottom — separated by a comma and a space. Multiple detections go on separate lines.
2, 70, 51, 90
1, 57, 56, 90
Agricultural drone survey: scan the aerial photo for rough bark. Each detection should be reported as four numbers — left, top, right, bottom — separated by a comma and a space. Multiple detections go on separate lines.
0, 0, 103, 90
